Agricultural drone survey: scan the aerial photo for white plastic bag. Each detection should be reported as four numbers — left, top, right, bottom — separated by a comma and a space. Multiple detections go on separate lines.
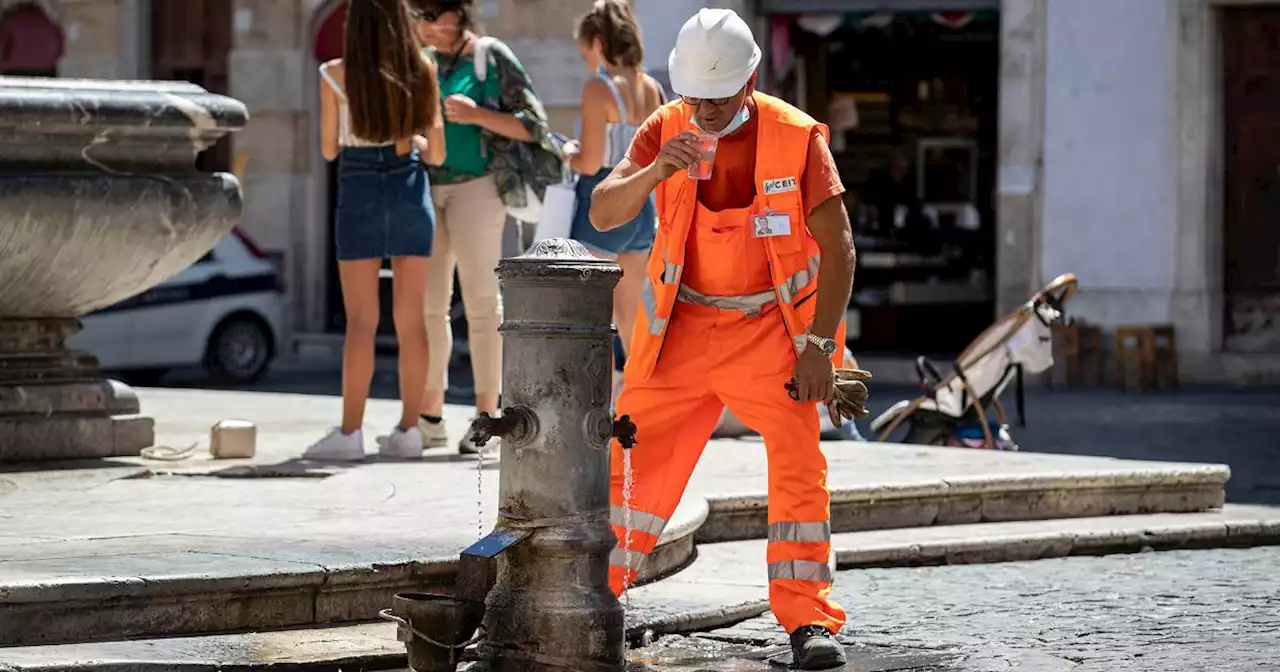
533, 180, 577, 242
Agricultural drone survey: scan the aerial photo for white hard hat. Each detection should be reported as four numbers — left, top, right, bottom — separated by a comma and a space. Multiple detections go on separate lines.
668, 8, 762, 100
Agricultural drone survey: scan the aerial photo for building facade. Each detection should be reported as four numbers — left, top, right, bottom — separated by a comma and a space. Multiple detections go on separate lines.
7, 0, 1279, 383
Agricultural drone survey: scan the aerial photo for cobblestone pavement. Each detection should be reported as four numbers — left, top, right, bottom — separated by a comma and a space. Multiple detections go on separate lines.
698, 547, 1280, 671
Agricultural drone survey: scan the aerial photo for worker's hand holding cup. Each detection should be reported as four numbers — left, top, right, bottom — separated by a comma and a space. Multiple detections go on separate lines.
653, 131, 704, 180
687, 130, 718, 180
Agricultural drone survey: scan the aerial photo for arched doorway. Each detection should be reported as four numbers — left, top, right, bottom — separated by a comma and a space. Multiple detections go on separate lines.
312, 0, 403, 337
0, 1, 63, 76
314, 1, 347, 332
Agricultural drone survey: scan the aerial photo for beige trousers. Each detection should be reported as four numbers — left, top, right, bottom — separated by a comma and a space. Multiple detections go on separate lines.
425, 175, 506, 396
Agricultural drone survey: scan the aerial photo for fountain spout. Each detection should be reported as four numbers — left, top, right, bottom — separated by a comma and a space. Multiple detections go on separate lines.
467, 407, 538, 448
477, 238, 626, 671
390, 238, 626, 672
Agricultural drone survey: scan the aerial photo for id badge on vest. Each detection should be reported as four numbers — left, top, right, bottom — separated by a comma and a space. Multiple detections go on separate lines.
751, 209, 792, 238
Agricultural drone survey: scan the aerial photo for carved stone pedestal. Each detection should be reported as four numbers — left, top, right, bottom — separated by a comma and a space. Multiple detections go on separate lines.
0, 319, 153, 460
0, 76, 247, 462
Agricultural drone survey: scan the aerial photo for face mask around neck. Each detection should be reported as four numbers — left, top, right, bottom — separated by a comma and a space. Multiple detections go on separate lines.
693, 103, 751, 139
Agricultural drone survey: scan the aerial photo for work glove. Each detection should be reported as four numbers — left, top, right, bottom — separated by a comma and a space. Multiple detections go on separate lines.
786, 369, 873, 426
827, 368, 872, 426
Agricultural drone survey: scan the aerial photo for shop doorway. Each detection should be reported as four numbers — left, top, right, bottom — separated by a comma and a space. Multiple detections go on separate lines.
1222, 8, 1280, 353
151, 0, 233, 173
770, 9, 999, 356
0, 2, 62, 76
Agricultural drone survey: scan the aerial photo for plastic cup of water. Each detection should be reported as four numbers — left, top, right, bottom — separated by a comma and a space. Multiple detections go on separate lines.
688, 131, 718, 180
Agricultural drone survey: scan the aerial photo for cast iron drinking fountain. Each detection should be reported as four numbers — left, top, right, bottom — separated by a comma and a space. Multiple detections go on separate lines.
0, 76, 246, 462
381, 238, 639, 671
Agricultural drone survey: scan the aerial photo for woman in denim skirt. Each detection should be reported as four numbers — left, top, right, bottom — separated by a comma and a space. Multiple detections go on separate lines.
304, 0, 446, 462
563, 0, 665, 402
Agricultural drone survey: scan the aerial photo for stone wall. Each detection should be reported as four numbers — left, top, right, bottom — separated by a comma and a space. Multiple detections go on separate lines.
56, 0, 147, 79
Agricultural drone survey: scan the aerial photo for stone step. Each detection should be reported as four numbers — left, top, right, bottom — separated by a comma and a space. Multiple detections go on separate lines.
631, 503, 1280, 641
688, 445, 1230, 542
0, 498, 706, 649
0, 391, 1232, 646
5, 505, 1277, 672
0, 447, 1228, 647
0, 538, 764, 672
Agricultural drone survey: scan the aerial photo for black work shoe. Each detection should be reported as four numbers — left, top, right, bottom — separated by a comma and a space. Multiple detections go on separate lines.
789, 625, 847, 670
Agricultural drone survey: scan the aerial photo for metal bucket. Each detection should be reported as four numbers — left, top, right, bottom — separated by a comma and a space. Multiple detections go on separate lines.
380, 591, 486, 672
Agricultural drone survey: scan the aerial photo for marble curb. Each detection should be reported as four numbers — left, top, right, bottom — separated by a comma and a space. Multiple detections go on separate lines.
0, 499, 708, 647
0, 464, 1228, 646
0, 544, 766, 672
697, 465, 1231, 543
832, 504, 1280, 568
5, 506, 1279, 672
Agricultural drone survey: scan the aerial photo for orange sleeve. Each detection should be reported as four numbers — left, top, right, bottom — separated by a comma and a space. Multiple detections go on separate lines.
801, 127, 845, 216
625, 109, 665, 168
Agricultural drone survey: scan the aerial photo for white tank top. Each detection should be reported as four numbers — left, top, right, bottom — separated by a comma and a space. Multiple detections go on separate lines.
581, 71, 666, 169
319, 63, 396, 148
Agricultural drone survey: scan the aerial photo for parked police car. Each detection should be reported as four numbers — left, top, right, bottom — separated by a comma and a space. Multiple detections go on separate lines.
69, 229, 285, 385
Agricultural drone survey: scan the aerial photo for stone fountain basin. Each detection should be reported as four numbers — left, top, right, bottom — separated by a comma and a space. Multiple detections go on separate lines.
0, 76, 248, 317
0, 174, 241, 316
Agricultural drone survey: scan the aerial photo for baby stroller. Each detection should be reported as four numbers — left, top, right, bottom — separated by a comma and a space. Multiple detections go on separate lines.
869, 274, 1078, 450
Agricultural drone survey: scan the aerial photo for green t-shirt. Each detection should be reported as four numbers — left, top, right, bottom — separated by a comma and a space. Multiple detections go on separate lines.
428, 48, 500, 184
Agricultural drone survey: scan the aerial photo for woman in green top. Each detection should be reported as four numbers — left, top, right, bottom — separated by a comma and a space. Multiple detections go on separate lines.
409, 0, 551, 455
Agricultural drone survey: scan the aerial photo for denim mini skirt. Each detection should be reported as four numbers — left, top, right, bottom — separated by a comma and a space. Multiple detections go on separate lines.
569, 167, 656, 256
335, 145, 435, 261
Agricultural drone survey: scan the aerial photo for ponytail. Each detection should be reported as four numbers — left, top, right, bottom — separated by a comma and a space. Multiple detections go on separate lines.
575, 0, 644, 68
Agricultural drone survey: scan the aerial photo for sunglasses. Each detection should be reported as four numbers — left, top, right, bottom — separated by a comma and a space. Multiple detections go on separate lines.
680, 95, 736, 107
409, 8, 444, 22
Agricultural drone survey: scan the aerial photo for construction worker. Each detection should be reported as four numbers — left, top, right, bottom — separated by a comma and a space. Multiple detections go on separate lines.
589, 8, 855, 670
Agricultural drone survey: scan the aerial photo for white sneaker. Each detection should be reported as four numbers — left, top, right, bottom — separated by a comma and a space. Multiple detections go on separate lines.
418, 417, 449, 447
381, 426, 425, 460
303, 428, 366, 462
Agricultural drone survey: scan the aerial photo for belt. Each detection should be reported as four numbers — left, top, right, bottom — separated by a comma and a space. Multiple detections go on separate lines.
676, 284, 777, 317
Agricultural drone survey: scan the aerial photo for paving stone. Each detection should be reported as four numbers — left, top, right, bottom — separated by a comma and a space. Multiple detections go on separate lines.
705, 547, 1280, 672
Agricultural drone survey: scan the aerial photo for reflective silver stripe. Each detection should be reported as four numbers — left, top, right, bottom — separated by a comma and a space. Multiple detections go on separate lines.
768, 521, 831, 544
662, 260, 681, 284
776, 254, 821, 304
639, 277, 666, 335
609, 545, 647, 572
767, 559, 833, 583
676, 284, 777, 316
610, 506, 668, 539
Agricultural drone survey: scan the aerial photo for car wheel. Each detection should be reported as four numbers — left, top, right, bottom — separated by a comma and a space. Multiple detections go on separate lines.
205, 316, 274, 384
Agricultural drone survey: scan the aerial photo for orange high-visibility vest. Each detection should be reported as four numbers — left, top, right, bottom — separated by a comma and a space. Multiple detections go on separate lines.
628, 92, 847, 383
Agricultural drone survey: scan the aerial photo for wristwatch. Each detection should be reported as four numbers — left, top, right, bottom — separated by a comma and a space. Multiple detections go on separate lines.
802, 333, 839, 357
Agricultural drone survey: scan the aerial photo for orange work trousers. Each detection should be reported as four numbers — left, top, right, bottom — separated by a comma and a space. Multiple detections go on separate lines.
608, 301, 846, 635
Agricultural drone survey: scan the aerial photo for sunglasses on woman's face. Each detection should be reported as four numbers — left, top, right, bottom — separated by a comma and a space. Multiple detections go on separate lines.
409, 8, 442, 22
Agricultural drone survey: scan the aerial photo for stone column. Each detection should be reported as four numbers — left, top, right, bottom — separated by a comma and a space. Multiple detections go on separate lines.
486, 0, 594, 135
475, 238, 626, 672
995, 0, 1047, 317
0, 77, 247, 461
229, 0, 309, 330
55, 0, 127, 79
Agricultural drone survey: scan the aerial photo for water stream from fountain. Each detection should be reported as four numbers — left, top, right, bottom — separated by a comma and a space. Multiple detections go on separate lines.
476, 447, 485, 540
621, 447, 635, 618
